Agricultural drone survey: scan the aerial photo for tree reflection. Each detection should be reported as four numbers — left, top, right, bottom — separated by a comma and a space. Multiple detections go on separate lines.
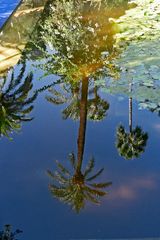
116, 125, 148, 160
32, 0, 132, 211
116, 83, 148, 160
31, 0, 130, 122
0, 225, 22, 240
48, 78, 112, 213
46, 81, 109, 121
31, 0, 130, 81
0, 62, 37, 139
26, 0, 138, 209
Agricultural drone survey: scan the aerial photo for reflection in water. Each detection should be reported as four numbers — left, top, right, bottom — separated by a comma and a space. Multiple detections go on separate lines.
0, 0, 46, 74
48, 78, 112, 213
30, 0, 130, 82
25, 0, 46, 8
47, 81, 109, 121
116, 95, 148, 160
116, 124, 148, 160
30, 0, 137, 211
0, 62, 38, 139
1, 0, 160, 238
0, 225, 22, 240
33, 0, 148, 163
110, 176, 156, 201
38, 0, 128, 212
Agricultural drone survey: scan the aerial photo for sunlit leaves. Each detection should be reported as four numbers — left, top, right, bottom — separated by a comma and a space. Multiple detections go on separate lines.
28, 0, 129, 83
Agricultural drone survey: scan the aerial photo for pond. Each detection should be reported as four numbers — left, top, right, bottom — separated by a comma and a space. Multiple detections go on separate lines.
0, 0, 160, 239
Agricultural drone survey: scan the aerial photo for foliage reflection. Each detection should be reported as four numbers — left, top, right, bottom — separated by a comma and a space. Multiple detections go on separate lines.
0, 225, 22, 240
48, 78, 112, 213
0, 62, 38, 139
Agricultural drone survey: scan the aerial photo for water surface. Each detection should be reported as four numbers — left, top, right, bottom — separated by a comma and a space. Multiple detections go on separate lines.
0, 1, 160, 239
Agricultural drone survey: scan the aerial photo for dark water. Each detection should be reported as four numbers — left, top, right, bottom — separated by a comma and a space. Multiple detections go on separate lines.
0, 1, 160, 239
0, 0, 20, 27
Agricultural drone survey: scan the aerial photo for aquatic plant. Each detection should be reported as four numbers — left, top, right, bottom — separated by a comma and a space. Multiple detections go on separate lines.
101, 0, 160, 115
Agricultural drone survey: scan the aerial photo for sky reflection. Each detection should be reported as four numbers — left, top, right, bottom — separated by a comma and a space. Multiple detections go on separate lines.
1, 0, 160, 239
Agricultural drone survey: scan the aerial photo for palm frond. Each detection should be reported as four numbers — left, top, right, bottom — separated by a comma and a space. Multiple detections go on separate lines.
84, 157, 95, 177
47, 169, 68, 185
68, 152, 76, 170
89, 182, 112, 188
84, 186, 106, 197
85, 192, 100, 204
86, 168, 104, 181
55, 160, 71, 176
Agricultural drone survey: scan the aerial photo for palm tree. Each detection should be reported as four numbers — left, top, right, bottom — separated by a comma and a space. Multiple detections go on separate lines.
116, 85, 148, 160
48, 78, 112, 212
0, 63, 38, 139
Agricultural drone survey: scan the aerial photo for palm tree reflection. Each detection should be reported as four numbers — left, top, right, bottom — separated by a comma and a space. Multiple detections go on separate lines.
116, 83, 148, 160
33, 0, 136, 210
48, 78, 112, 213
48, 154, 111, 213
0, 63, 37, 139
116, 125, 148, 160
46, 81, 109, 121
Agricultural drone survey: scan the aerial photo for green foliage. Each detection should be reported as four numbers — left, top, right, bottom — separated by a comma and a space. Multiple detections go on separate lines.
46, 82, 109, 121
47, 153, 112, 213
116, 125, 148, 160
27, 0, 129, 83
0, 63, 37, 139
87, 92, 110, 121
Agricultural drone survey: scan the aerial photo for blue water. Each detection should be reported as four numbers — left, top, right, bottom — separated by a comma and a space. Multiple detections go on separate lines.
0, 74, 160, 240
0, 0, 20, 27
0, 1, 160, 239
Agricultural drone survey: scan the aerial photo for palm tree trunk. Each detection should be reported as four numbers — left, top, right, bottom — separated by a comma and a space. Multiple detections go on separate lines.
129, 97, 132, 133
76, 77, 89, 173
129, 82, 132, 133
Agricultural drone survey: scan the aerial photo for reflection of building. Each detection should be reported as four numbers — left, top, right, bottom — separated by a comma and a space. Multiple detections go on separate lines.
0, 0, 47, 75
